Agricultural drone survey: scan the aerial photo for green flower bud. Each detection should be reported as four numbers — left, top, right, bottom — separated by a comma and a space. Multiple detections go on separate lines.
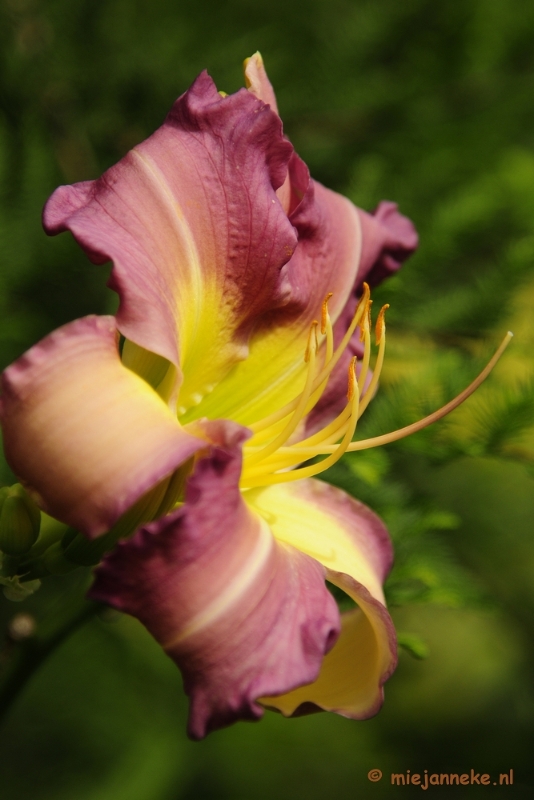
0, 484, 41, 556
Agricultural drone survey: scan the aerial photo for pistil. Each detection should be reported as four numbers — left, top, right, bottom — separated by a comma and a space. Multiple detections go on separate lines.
240, 286, 513, 490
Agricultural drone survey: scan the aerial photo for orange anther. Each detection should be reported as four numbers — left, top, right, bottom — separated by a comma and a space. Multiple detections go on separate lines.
321, 293, 334, 334
347, 356, 358, 400
359, 298, 373, 342
375, 304, 390, 345
355, 284, 370, 319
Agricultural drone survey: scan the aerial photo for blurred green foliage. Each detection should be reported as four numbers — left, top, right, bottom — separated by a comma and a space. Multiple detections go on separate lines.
1, 0, 534, 796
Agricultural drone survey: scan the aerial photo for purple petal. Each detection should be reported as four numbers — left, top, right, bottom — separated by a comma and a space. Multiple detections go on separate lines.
0, 316, 204, 537
247, 479, 396, 720
239, 56, 418, 430
305, 201, 418, 434
43, 72, 297, 410
357, 201, 419, 288
90, 419, 340, 739
244, 52, 280, 114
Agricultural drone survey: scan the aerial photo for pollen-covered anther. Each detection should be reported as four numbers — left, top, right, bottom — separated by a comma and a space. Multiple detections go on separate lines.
240, 346, 362, 488
321, 293, 333, 335
375, 304, 389, 346
359, 297, 373, 343
347, 356, 358, 401
245, 285, 374, 450
261, 331, 514, 467
240, 286, 512, 490
357, 303, 388, 417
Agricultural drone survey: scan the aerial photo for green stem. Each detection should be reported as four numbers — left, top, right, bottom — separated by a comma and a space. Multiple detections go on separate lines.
0, 596, 101, 722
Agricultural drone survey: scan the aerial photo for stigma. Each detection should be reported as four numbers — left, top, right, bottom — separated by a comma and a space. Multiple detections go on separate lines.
239, 285, 513, 490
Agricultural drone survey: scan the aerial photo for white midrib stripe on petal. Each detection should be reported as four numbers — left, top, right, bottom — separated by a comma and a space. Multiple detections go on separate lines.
164, 518, 273, 647
129, 147, 205, 357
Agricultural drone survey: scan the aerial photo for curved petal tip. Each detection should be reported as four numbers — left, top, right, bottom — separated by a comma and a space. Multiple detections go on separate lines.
358, 200, 419, 287
0, 316, 204, 537
247, 479, 396, 721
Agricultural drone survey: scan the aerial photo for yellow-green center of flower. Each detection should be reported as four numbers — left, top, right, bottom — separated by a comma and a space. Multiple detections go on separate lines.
123, 282, 511, 500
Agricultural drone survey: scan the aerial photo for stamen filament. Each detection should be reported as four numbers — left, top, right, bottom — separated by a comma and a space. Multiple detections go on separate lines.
321, 293, 333, 335
357, 299, 372, 393
245, 322, 319, 466
247, 303, 388, 459
241, 359, 360, 488
242, 389, 356, 475
249, 332, 513, 460
269, 319, 386, 455
313, 294, 335, 401
246, 307, 335, 450
357, 304, 389, 418
289, 393, 353, 449
348, 330, 513, 450
304, 319, 319, 363
248, 284, 370, 434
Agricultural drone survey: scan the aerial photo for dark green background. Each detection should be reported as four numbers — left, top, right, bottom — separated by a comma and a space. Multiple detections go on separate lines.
1, 0, 534, 797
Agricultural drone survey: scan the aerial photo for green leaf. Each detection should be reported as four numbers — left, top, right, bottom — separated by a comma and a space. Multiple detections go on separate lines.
397, 632, 430, 660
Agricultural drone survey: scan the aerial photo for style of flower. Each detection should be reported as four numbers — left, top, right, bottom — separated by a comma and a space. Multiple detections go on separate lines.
0, 54, 507, 739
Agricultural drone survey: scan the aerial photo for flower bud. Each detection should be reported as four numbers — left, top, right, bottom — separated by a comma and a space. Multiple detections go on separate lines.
0, 484, 41, 556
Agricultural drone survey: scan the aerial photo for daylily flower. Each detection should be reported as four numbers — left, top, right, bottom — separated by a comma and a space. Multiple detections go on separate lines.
0, 54, 509, 739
